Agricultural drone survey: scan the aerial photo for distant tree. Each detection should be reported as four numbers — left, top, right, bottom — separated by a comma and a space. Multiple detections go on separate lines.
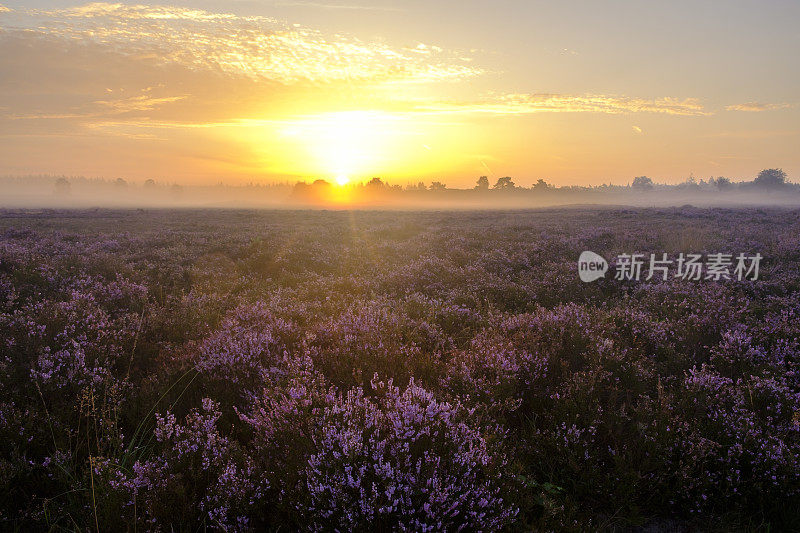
115, 178, 128, 188
754, 168, 787, 187
712, 177, 733, 190
144, 178, 157, 189
677, 176, 701, 190
631, 176, 654, 191
54, 177, 71, 195
430, 181, 447, 191
366, 177, 386, 188
532, 178, 550, 191
475, 176, 489, 191
493, 176, 515, 190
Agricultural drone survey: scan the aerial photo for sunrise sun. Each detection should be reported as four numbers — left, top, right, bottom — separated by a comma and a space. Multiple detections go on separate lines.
278, 110, 412, 183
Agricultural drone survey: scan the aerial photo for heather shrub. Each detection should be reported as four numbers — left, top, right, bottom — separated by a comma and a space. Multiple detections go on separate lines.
237, 364, 518, 531
515, 338, 668, 518
300, 376, 516, 531
100, 398, 260, 530
303, 303, 446, 390
676, 364, 800, 514
194, 301, 302, 402
632, 281, 748, 366
442, 330, 529, 408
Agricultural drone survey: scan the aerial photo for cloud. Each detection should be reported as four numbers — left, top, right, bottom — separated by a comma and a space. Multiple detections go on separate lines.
6, 2, 479, 85
0, 5, 11, 13
0, 32, 227, 135
725, 102, 794, 112
417, 94, 710, 116
94, 94, 187, 113
0, 1, 708, 154
36, 2, 248, 21
632, 125, 643, 134
3, 87, 181, 118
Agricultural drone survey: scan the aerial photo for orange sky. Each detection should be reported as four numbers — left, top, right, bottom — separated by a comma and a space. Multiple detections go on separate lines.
0, 1, 798, 187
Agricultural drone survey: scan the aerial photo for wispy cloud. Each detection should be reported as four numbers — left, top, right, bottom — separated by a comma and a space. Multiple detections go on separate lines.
725, 102, 794, 112
5, 2, 478, 85
95, 94, 187, 113
416, 94, 710, 116
35, 2, 250, 21
4, 86, 188, 130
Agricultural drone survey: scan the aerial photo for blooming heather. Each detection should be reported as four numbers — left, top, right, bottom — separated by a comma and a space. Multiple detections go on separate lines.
1, 208, 799, 530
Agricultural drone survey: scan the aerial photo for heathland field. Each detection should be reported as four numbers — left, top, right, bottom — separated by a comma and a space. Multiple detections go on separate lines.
1, 208, 799, 531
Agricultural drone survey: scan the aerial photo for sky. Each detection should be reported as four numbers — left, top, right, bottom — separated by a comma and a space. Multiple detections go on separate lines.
0, 0, 798, 187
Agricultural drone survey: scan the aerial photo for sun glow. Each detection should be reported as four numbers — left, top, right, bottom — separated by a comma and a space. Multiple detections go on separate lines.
254, 107, 471, 184
279, 110, 411, 181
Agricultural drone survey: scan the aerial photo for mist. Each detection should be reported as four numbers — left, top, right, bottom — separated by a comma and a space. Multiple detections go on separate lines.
1, 170, 799, 210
